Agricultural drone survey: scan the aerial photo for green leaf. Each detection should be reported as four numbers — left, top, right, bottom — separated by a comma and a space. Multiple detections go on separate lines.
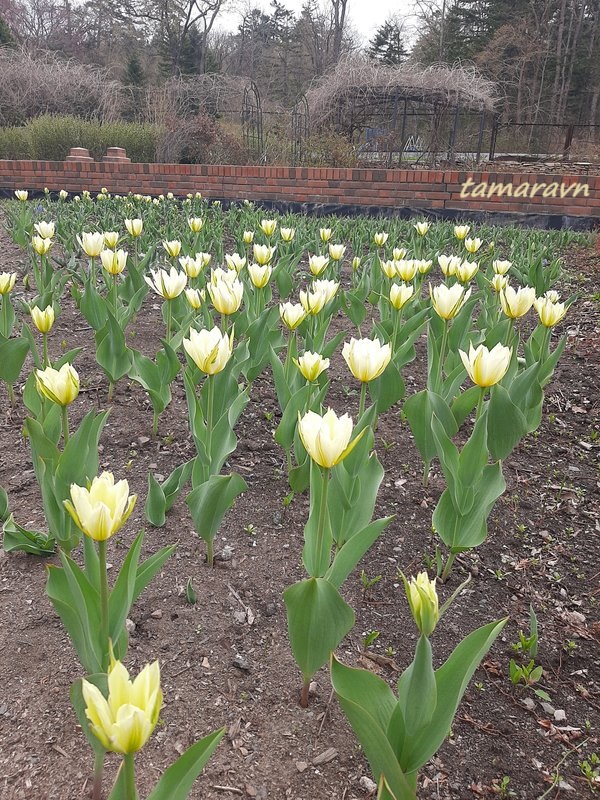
108, 531, 144, 659
2, 514, 55, 556
283, 577, 354, 683
487, 384, 528, 461
133, 545, 176, 604
95, 312, 131, 384
404, 390, 457, 466
397, 636, 437, 735
186, 473, 247, 547
369, 361, 405, 414
0, 335, 30, 385
325, 517, 392, 589
146, 728, 225, 800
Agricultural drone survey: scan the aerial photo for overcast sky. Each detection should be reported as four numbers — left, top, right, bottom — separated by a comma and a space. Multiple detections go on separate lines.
217, 0, 418, 43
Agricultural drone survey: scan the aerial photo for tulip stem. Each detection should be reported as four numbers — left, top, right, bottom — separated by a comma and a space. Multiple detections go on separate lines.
152, 408, 159, 437
206, 374, 215, 477
315, 468, 330, 575
300, 678, 310, 708
438, 321, 449, 390
42, 333, 49, 368
113, 274, 119, 318
206, 537, 214, 568
358, 382, 367, 418
90, 256, 96, 287
122, 754, 138, 800
476, 388, 485, 420
284, 331, 295, 384
98, 539, 110, 670
61, 405, 70, 444
92, 752, 104, 800
392, 309, 401, 350
166, 300, 172, 343
423, 460, 430, 488
441, 551, 456, 583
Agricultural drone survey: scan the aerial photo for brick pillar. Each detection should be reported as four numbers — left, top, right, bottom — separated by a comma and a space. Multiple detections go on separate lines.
103, 147, 131, 163
65, 147, 94, 162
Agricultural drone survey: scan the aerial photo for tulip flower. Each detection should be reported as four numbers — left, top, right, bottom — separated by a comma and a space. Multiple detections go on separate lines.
36, 363, 79, 440
544, 289, 560, 303
248, 263, 272, 288
352, 256, 361, 270
197, 252, 212, 267
430, 283, 471, 320
225, 253, 247, 273
280, 227, 295, 242
492, 259, 511, 275
393, 247, 407, 260
64, 471, 136, 543
454, 225, 470, 240
100, 249, 128, 276
144, 267, 187, 300
179, 255, 201, 278
32, 235, 53, 256
185, 287, 205, 309
183, 326, 233, 375
81, 658, 162, 755
298, 408, 362, 469
294, 351, 330, 382
31, 305, 55, 333
395, 259, 418, 282
534, 296, 568, 327
455, 260, 479, 283
417, 259, 433, 274
243, 230, 254, 245
125, 218, 143, 237
311, 279, 339, 304
404, 572, 439, 636
342, 337, 392, 415
499, 285, 536, 319
490, 274, 508, 292
319, 228, 333, 243
459, 342, 512, 388
162, 239, 182, 259
374, 231, 388, 247
390, 282, 414, 310
413, 221, 430, 236
309, 254, 330, 276
380, 259, 397, 279
299, 286, 327, 315
260, 219, 277, 237
188, 216, 204, 233
78, 232, 104, 258
59, 189, 68, 200
279, 302, 307, 330
465, 237, 482, 254
253, 244, 276, 265
34, 221, 55, 239
14, 190, 28, 201
438, 255, 461, 277
208, 274, 243, 316
328, 244, 346, 261
103, 231, 120, 249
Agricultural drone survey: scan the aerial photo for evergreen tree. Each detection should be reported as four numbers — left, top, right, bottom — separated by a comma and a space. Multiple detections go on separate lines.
124, 53, 145, 87
368, 20, 408, 66
0, 15, 16, 47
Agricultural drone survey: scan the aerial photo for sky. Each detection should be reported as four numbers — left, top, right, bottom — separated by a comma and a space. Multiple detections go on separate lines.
217, 0, 417, 44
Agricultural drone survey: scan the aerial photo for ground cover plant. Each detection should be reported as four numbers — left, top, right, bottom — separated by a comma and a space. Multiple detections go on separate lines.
0, 190, 598, 799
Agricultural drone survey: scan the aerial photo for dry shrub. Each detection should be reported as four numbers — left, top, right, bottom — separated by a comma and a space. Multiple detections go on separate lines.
301, 130, 358, 167
156, 111, 249, 164
0, 47, 124, 126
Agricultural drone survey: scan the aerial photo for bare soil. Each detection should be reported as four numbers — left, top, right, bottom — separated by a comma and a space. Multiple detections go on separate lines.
0, 217, 598, 800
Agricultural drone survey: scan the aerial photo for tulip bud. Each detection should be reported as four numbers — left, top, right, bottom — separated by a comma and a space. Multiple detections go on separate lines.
59, 189, 68, 200
280, 227, 295, 242
464, 237, 482, 254
403, 572, 439, 636
438, 255, 461, 277
352, 256, 361, 271
260, 219, 277, 237
31, 305, 55, 333
0, 272, 17, 294
309, 254, 330, 276
100, 249, 128, 275
78, 232, 104, 258
243, 230, 254, 245
183, 326, 233, 375
393, 247, 407, 261
490, 274, 508, 292
374, 232, 388, 247
455, 260, 479, 283
279, 302, 307, 330
103, 231, 120, 249
14, 190, 28, 201
35, 363, 79, 406
534, 296, 568, 328
64, 471, 136, 542
390, 282, 414, 310
294, 351, 330, 382
395, 259, 418, 282
185, 287, 205, 309
208, 275, 243, 315
248, 263, 272, 288
298, 407, 363, 469
188, 217, 204, 233
81, 658, 162, 754
225, 253, 247, 273
492, 259, 512, 275
459, 342, 512, 387
380, 259, 397, 279
328, 243, 346, 261
319, 228, 333, 243
342, 337, 392, 383
32, 236, 53, 256
253, 244, 276, 266
162, 240, 182, 259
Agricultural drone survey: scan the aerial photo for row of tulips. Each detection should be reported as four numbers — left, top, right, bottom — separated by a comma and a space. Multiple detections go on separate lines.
0, 189, 580, 799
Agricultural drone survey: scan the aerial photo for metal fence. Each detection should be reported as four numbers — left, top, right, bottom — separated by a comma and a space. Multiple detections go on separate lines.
489, 122, 600, 162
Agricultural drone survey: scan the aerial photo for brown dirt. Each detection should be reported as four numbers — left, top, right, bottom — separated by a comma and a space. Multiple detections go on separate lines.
0, 217, 598, 800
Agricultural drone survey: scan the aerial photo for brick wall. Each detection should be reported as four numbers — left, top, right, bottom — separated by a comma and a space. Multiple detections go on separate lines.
1, 159, 598, 221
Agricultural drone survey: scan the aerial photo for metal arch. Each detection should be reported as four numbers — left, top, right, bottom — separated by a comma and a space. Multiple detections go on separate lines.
291, 94, 309, 165
241, 81, 264, 159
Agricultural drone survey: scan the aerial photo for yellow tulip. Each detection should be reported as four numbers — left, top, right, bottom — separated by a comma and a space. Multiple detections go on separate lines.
311, 279, 339, 304
59, 190, 68, 200
100, 249, 128, 275
455, 260, 479, 283
198, 252, 212, 267
319, 228, 333, 243
352, 256, 361, 271
225, 253, 247, 273
328, 244, 346, 261
464, 237, 482, 254
184, 287, 205, 310
413, 221, 430, 236
395, 259, 418, 282
162, 240, 182, 258
144, 267, 187, 299
78, 232, 104, 258
500, 285, 536, 319
35, 363, 79, 406
64, 471, 136, 542
490, 274, 508, 292
454, 225, 470, 240
390, 283, 414, 310
459, 342, 512, 387
81, 659, 162, 754
299, 286, 327, 315
404, 572, 439, 636
392, 247, 407, 260
260, 219, 277, 237
103, 231, 120, 249
125, 218, 143, 237
279, 302, 307, 330
183, 326, 233, 375
208, 275, 243, 315
294, 351, 330, 382
32, 236, 52, 256
437, 255, 461, 277
534, 297, 567, 327
544, 289, 560, 303
253, 244, 275, 266
380, 259, 397, 279
31, 305, 55, 333
14, 190, 28, 201
188, 217, 204, 233
0, 271, 17, 295
179, 256, 201, 278
374, 232, 388, 247
280, 227, 295, 242
243, 230, 254, 245
342, 337, 392, 383
298, 408, 363, 469
309, 254, 330, 276
417, 259, 433, 274
492, 259, 511, 275
34, 221, 55, 239
429, 283, 471, 320
248, 263, 272, 288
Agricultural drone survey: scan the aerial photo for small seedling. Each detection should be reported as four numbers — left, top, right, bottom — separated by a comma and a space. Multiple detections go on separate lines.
264, 410, 274, 421
509, 659, 543, 687
360, 570, 382, 595
512, 605, 538, 658
494, 775, 514, 798
362, 630, 380, 650
563, 639, 577, 655
578, 754, 600, 789
244, 523, 256, 536
185, 577, 197, 605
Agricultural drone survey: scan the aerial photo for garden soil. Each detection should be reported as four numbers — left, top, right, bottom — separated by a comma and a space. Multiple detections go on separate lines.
0, 215, 598, 800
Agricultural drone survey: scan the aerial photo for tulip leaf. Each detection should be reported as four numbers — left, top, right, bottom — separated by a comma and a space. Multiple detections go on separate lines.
369, 361, 405, 415
95, 312, 132, 384
108, 531, 144, 659
133, 545, 177, 604
487, 384, 529, 461
186, 473, 247, 548
0, 486, 8, 522
146, 727, 226, 800
330, 656, 415, 800
0, 334, 30, 385
343, 288, 368, 327
275, 384, 311, 450
78, 282, 108, 331
329, 452, 384, 547
302, 462, 333, 578
70, 675, 107, 761
284, 577, 354, 683
450, 385, 481, 427
145, 460, 194, 527
458, 408, 488, 488
0, 294, 15, 338
403, 390, 457, 466
397, 635, 437, 735
2, 514, 55, 556
325, 517, 393, 590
